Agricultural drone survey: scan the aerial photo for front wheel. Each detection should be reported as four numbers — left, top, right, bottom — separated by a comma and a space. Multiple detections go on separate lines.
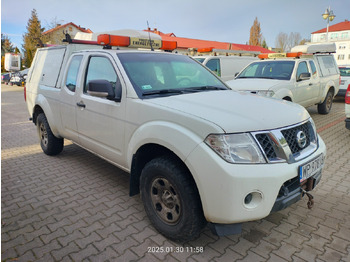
37, 113, 64, 155
140, 156, 206, 242
317, 90, 334, 115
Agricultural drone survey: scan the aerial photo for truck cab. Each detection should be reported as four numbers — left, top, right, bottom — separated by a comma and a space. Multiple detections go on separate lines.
226, 43, 340, 114
25, 31, 326, 241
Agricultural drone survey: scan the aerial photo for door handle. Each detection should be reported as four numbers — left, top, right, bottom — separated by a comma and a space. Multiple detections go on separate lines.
309, 83, 313, 86
76, 102, 86, 108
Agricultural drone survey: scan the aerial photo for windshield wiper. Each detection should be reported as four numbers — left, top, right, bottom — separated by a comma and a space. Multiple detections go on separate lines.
142, 89, 185, 96
238, 76, 277, 80
187, 86, 227, 91
142, 86, 227, 97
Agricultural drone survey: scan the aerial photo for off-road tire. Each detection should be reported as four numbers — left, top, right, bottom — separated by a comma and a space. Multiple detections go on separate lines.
317, 89, 334, 115
37, 113, 64, 155
140, 156, 206, 242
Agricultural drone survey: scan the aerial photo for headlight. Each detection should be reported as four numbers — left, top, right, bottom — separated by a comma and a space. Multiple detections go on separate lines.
256, 90, 275, 97
205, 133, 266, 164
309, 118, 318, 143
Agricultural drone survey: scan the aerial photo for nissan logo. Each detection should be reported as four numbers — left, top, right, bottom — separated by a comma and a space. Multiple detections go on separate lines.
296, 131, 307, 148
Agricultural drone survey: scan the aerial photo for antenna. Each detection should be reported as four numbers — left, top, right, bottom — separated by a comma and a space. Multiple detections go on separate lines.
147, 21, 154, 51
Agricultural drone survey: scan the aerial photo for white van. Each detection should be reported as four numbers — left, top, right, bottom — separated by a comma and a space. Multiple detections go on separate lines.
194, 55, 258, 81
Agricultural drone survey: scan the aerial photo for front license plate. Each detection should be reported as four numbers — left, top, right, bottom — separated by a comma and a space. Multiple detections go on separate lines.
299, 154, 325, 182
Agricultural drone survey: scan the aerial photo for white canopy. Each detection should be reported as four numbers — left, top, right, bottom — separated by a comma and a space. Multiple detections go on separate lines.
291, 43, 336, 54
74, 29, 162, 41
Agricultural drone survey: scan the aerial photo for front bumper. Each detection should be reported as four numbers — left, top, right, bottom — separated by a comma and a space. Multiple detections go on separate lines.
185, 135, 326, 224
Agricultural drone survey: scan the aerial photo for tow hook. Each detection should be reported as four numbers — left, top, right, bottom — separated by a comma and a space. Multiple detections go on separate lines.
301, 188, 314, 209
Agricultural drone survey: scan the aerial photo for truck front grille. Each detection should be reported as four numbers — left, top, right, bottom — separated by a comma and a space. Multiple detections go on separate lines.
253, 120, 317, 163
255, 134, 277, 159
281, 122, 311, 154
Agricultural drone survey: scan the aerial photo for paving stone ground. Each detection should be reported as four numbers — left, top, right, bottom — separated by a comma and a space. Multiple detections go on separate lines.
1, 84, 350, 262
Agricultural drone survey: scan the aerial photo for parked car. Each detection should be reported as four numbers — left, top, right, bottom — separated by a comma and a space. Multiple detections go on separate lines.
1, 72, 11, 84
338, 66, 350, 97
193, 55, 258, 81
345, 84, 350, 130
9, 69, 28, 86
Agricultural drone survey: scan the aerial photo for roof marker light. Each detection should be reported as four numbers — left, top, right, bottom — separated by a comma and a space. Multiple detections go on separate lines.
96, 34, 177, 51
97, 34, 130, 47
197, 47, 214, 53
259, 52, 304, 59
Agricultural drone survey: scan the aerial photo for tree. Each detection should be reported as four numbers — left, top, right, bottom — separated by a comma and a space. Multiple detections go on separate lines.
261, 39, 268, 49
1, 34, 16, 72
1, 34, 15, 56
299, 38, 310, 45
275, 32, 288, 52
288, 32, 302, 50
249, 17, 263, 46
22, 9, 44, 68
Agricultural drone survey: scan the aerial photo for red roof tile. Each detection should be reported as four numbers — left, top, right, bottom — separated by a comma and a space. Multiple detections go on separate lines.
43, 22, 93, 35
144, 29, 273, 53
311, 20, 350, 34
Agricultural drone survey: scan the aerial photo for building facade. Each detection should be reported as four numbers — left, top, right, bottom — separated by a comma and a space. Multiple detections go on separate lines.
42, 22, 93, 45
311, 20, 350, 66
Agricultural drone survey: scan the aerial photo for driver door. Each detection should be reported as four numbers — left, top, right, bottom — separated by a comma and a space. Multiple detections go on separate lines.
293, 61, 318, 106
75, 53, 126, 166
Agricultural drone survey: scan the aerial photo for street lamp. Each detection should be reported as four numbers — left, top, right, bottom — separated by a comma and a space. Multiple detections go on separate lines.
322, 7, 336, 42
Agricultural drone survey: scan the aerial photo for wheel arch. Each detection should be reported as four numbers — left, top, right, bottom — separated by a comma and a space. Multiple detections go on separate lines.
129, 143, 199, 197
32, 94, 61, 137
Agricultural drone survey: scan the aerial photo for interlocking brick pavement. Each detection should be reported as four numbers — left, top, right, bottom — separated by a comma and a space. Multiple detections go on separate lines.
2, 84, 350, 261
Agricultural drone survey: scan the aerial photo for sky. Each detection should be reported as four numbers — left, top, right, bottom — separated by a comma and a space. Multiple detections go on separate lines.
1, 0, 350, 50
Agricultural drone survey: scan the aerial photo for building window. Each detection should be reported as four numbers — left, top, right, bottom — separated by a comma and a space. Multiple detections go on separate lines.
338, 54, 345, 60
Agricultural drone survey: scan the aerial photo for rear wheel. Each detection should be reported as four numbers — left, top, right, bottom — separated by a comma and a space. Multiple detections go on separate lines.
140, 156, 206, 242
318, 89, 334, 115
37, 113, 64, 155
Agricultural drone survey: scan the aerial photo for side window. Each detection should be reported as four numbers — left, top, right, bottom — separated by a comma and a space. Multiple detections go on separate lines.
309, 61, 317, 76
296, 61, 309, 79
205, 59, 221, 76
84, 56, 118, 93
65, 55, 83, 92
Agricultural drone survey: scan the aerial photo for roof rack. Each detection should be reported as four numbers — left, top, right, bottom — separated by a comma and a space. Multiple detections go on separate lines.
61, 30, 177, 52
190, 47, 260, 56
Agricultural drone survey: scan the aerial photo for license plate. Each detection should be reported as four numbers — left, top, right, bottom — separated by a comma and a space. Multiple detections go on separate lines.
299, 154, 325, 182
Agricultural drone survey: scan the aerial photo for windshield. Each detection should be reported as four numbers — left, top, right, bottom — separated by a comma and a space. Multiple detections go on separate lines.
339, 67, 350, 77
237, 60, 295, 80
194, 57, 205, 63
117, 53, 228, 98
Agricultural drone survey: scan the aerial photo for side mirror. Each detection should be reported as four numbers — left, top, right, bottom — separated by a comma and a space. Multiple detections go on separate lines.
87, 79, 121, 102
297, 72, 311, 82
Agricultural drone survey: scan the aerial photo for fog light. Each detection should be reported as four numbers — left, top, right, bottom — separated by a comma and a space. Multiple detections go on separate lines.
243, 191, 263, 209
244, 193, 253, 204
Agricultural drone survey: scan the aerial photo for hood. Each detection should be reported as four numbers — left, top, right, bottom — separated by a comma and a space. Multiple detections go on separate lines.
226, 78, 286, 92
147, 90, 309, 133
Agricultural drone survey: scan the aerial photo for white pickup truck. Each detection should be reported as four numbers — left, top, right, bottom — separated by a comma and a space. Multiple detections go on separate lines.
25, 31, 326, 241
226, 43, 340, 114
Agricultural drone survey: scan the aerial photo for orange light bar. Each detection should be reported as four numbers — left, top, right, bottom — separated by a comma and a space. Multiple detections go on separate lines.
258, 53, 269, 59
286, 52, 303, 58
97, 34, 130, 47
160, 40, 177, 51
259, 52, 305, 60
198, 47, 214, 53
